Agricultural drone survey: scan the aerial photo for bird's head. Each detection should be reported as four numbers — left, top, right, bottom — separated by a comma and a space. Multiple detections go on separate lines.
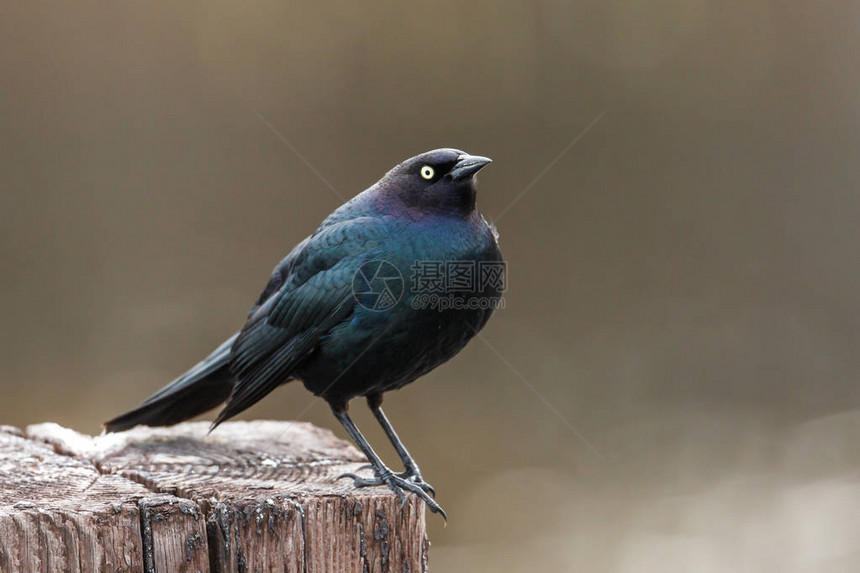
380, 148, 492, 217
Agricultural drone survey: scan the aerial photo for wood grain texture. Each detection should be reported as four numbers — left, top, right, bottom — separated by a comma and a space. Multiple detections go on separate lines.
139, 496, 207, 573
0, 421, 429, 572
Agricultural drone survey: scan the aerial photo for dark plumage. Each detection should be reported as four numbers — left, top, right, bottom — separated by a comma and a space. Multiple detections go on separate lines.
105, 149, 504, 516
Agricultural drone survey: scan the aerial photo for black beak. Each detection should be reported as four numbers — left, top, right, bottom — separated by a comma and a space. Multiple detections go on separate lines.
450, 154, 492, 181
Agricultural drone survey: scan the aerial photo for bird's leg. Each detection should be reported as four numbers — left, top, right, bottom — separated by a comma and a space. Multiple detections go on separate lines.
333, 405, 446, 518
366, 394, 435, 497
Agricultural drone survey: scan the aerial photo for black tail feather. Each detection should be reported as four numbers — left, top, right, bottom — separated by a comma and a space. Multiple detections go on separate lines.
104, 334, 238, 432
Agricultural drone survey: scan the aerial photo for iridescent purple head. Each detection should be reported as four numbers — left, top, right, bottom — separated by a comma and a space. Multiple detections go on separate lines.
378, 148, 492, 217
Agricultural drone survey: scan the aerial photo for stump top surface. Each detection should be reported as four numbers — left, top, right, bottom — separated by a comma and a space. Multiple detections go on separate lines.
0, 425, 151, 511
27, 420, 375, 502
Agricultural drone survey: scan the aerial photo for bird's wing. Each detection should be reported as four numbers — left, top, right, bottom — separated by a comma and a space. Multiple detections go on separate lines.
213, 217, 390, 425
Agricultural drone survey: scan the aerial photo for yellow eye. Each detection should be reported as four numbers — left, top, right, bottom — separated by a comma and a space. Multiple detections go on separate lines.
420, 165, 435, 180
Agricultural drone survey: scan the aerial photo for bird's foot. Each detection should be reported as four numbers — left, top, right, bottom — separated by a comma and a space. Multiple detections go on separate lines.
338, 468, 446, 519
351, 464, 436, 497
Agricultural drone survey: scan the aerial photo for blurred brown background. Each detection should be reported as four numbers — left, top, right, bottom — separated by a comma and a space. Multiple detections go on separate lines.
3, 1, 860, 570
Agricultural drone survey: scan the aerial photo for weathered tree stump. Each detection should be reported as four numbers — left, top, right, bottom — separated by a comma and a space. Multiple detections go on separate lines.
0, 421, 428, 572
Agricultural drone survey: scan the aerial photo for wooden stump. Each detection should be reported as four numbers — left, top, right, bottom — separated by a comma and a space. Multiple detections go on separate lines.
0, 421, 428, 572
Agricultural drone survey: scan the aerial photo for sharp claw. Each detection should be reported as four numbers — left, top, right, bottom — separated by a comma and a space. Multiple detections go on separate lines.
411, 482, 435, 497
413, 477, 435, 497
386, 475, 446, 517
437, 505, 448, 521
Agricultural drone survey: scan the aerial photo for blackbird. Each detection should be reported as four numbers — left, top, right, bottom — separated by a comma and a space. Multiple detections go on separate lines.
105, 149, 505, 517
